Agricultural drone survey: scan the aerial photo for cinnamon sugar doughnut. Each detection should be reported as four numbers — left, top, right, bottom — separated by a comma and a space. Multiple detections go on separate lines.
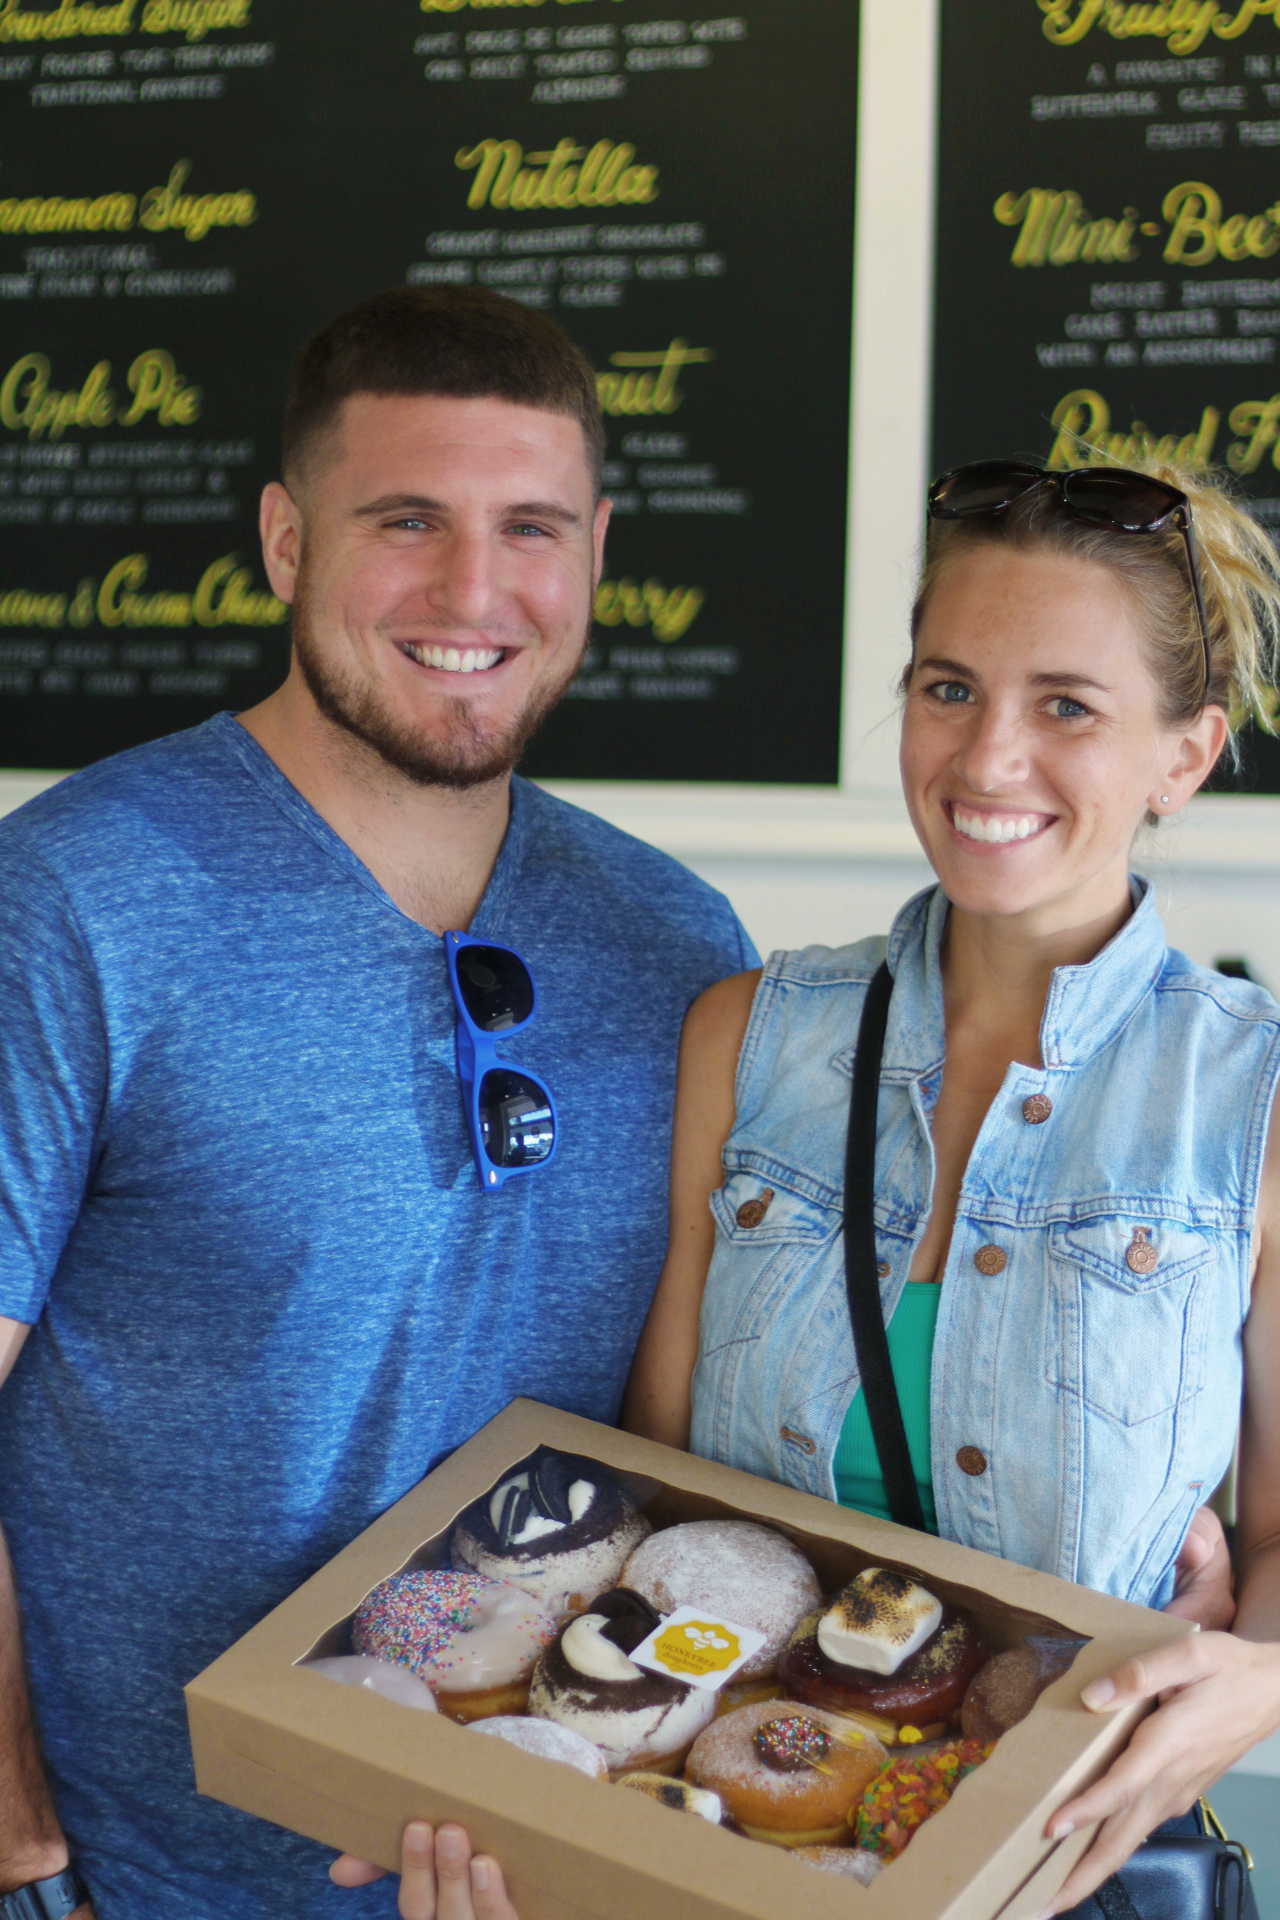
622, 1520, 821, 1680
686, 1699, 886, 1848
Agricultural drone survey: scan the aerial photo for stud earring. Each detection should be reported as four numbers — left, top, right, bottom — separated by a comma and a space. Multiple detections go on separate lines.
1160, 794, 1171, 805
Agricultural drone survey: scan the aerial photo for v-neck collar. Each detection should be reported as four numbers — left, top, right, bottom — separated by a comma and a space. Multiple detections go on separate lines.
208, 711, 526, 943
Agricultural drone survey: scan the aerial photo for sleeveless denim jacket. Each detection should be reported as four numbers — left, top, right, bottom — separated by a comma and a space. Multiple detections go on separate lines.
690, 882, 1280, 1608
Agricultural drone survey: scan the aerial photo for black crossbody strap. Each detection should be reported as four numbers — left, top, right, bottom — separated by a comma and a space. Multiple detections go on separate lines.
843, 960, 927, 1533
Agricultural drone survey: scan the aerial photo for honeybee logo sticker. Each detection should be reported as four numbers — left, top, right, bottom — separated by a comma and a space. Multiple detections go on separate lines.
630, 1605, 767, 1691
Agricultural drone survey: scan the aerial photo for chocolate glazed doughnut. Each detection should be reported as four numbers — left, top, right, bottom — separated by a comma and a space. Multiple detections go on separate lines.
778, 1569, 987, 1734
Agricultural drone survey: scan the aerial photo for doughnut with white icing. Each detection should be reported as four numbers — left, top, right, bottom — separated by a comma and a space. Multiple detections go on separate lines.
304, 1654, 440, 1711
528, 1588, 716, 1775
617, 1774, 725, 1823
453, 1450, 650, 1614
621, 1520, 821, 1680
352, 1569, 555, 1723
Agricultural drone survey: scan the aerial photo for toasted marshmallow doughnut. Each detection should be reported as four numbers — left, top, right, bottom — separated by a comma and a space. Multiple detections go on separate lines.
622, 1520, 821, 1681
686, 1699, 886, 1848
779, 1580, 986, 1734
453, 1450, 650, 1614
528, 1588, 716, 1775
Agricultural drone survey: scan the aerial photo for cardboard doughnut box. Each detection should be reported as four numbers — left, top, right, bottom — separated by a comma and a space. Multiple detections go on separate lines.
185, 1399, 1192, 1920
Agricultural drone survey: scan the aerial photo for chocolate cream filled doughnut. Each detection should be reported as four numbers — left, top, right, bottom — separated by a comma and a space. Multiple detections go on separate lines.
453, 1450, 650, 1615
778, 1568, 986, 1739
528, 1588, 716, 1776
352, 1569, 555, 1723
621, 1519, 821, 1684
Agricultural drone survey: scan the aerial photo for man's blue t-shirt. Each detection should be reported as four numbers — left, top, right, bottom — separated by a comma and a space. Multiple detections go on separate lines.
0, 714, 755, 1920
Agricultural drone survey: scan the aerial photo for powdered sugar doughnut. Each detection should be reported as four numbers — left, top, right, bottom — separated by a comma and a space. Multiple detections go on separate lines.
793, 1845, 884, 1883
622, 1520, 821, 1680
471, 1715, 607, 1778
686, 1699, 886, 1848
353, 1569, 555, 1722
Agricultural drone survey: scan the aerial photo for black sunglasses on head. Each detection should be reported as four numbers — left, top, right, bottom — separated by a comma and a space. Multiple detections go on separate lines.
928, 460, 1211, 697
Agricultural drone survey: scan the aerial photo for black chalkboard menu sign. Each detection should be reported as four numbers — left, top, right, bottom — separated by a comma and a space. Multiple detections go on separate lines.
0, 0, 857, 783
933, 0, 1280, 791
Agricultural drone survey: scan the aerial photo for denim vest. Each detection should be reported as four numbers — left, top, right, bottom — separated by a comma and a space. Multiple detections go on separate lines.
690, 882, 1280, 1608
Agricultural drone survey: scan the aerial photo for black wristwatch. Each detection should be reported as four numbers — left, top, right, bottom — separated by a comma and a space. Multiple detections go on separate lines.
0, 1869, 88, 1920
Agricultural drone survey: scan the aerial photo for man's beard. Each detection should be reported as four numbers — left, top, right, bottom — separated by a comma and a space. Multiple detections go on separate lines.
289, 576, 586, 790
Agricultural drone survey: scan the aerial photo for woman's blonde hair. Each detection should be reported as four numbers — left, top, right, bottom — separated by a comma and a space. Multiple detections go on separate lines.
910, 458, 1280, 762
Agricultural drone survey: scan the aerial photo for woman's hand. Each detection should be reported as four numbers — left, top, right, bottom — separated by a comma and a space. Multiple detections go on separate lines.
330, 1822, 518, 1920
1037, 1631, 1280, 1916
1164, 1505, 1236, 1631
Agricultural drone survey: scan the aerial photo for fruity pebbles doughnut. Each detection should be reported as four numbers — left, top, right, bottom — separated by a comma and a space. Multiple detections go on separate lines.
853, 1737, 994, 1859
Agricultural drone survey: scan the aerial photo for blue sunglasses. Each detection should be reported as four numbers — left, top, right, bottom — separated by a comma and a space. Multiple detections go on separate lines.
445, 932, 558, 1192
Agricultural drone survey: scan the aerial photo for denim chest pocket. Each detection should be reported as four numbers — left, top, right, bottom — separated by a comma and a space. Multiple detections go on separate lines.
702, 1168, 842, 1359
712, 1168, 840, 1246
1045, 1217, 1215, 1427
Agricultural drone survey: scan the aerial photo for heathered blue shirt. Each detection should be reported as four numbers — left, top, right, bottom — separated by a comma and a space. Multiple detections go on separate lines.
0, 714, 756, 1920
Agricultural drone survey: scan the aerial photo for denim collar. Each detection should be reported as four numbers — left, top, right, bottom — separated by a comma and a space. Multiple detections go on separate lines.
880, 876, 1166, 1077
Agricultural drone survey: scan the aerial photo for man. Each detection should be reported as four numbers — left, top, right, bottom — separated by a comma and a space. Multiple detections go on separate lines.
0, 287, 756, 1920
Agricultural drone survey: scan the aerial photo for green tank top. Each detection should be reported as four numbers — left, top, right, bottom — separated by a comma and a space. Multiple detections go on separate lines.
832, 1282, 940, 1532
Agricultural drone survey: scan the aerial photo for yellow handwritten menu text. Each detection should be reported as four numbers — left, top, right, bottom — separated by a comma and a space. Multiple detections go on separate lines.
456, 137, 658, 210
2, 350, 201, 441
0, 0, 252, 42
596, 340, 713, 416
1039, 0, 1280, 51
1045, 386, 1280, 477
424, 0, 623, 11
0, 162, 257, 241
996, 182, 1280, 268
0, 554, 287, 631
594, 576, 704, 640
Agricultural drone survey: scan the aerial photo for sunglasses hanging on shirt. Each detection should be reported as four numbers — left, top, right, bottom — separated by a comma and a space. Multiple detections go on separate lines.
445, 933, 557, 1192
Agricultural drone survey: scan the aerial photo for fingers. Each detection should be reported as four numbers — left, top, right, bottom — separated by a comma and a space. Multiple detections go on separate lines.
398, 1823, 440, 1920
1039, 1805, 1156, 1917
468, 1855, 519, 1920
396, 1823, 519, 1920
330, 1853, 390, 1888
1078, 1632, 1222, 1712
1165, 1508, 1237, 1632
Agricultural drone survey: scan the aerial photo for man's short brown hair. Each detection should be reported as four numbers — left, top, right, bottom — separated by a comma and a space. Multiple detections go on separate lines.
281, 285, 606, 496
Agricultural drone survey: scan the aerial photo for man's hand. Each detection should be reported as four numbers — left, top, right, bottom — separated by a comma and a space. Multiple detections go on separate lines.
1165, 1505, 1236, 1631
331, 1822, 518, 1920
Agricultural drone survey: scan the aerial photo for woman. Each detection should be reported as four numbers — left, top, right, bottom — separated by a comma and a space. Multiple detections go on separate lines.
624, 458, 1280, 1913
